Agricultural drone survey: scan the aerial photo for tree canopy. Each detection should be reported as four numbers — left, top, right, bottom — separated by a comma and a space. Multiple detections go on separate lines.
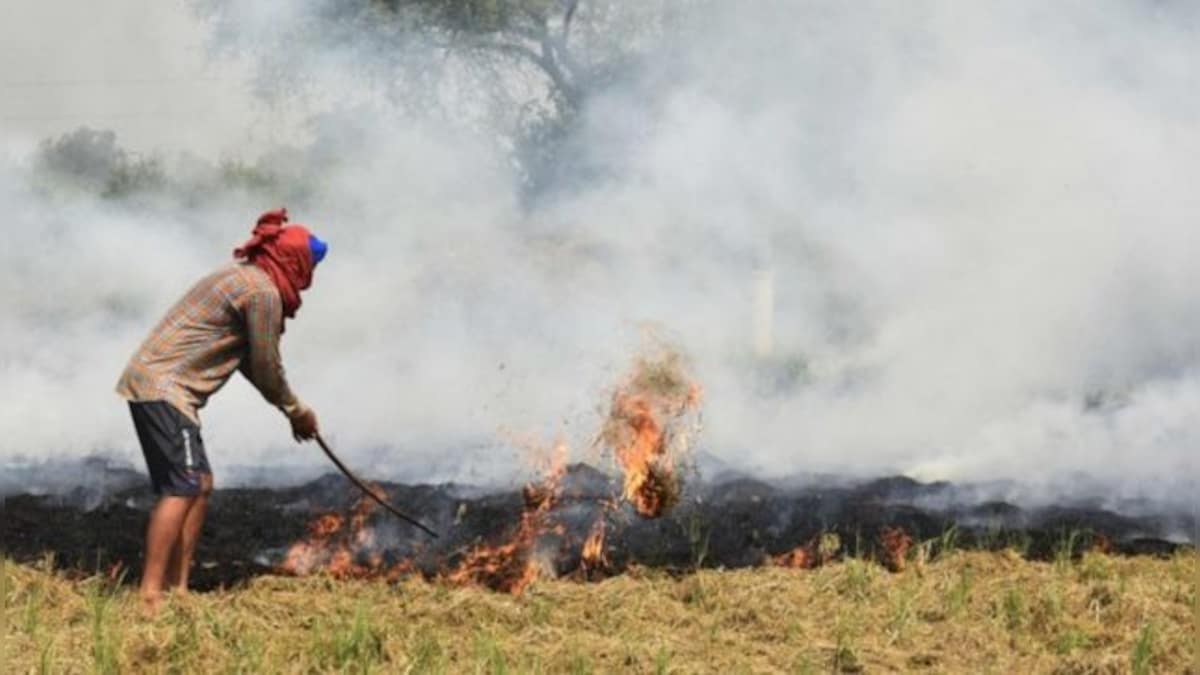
195, 0, 687, 195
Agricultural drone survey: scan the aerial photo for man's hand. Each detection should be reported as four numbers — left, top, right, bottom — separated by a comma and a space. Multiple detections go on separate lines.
290, 407, 319, 442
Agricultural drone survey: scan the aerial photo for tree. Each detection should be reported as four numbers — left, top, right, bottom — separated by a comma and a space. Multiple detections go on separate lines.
375, 0, 585, 115
194, 0, 684, 195
32, 127, 166, 199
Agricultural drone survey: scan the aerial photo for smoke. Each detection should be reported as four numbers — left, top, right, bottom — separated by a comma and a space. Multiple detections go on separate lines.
1, 1, 1197, 505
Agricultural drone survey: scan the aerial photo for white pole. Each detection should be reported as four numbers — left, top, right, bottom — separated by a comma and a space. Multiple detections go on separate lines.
752, 267, 774, 359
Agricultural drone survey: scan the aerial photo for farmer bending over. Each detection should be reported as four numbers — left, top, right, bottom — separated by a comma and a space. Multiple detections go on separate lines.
116, 208, 327, 613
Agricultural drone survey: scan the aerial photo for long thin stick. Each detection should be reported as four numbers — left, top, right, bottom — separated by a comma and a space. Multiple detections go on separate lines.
313, 432, 439, 538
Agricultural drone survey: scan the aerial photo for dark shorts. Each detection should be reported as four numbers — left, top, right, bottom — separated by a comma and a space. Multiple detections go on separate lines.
129, 401, 212, 497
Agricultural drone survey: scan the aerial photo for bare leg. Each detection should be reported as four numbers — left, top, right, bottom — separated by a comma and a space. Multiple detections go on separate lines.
140, 496, 194, 613
166, 485, 210, 593
165, 537, 183, 590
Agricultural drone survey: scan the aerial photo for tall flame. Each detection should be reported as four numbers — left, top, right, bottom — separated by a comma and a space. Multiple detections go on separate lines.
601, 349, 703, 518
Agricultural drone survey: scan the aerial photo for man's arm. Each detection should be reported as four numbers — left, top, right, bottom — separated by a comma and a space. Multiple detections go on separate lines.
242, 288, 318, 439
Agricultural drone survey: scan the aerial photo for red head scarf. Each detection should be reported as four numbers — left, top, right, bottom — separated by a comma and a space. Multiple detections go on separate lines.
233, 208, 314, 320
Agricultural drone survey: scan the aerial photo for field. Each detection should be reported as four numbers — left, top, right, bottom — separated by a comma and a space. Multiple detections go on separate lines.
2, 549, 1195, 674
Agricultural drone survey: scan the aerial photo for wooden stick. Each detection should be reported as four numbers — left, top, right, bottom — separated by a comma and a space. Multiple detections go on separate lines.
314, 432, 439, 538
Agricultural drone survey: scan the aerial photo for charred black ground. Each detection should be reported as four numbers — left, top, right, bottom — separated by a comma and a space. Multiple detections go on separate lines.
1, 460, 1192, 591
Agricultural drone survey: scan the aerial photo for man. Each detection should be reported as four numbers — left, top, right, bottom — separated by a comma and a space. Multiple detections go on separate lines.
116, 207, 327, 612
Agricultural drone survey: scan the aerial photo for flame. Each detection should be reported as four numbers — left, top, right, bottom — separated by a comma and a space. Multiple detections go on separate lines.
601, 350, 703, 518
611, 394, 672, 517
277, 489, 390, 579
275, 348, 706, 592
580, 519, 609, 572
442, 515, 549, 595
772, 546, 812, 569
444, 442, 569, 594
278, 443, 576, 595
773, 533, 842, 570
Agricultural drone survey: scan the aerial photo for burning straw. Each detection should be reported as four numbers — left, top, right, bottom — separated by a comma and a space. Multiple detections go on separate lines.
277, 486, 393, 579
443, 442, 569, 594
275, 345, 703, 593
442, 345, 703, 592
599, 347, 703, 519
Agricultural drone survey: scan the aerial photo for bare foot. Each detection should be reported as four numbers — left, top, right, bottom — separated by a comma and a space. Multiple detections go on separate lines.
140, 590, 164, 617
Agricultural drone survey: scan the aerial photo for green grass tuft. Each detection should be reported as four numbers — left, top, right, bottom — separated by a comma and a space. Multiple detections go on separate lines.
1001, 586, 1026, 632
85, 579, 120, 675
312, 604, 385, 673
1131, 622, 1154, 675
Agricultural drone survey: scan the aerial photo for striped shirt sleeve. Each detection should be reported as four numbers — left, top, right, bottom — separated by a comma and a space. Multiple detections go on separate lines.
240, 286, 305, 417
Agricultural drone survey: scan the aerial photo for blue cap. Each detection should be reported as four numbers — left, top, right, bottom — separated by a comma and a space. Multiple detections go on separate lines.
309, 234, 328, 265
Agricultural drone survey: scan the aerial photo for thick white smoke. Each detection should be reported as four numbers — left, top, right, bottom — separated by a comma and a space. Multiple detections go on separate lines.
0, 1, 1196, 503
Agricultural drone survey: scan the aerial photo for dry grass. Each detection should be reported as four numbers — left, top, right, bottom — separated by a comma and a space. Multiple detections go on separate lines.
2, 549, 1195, 673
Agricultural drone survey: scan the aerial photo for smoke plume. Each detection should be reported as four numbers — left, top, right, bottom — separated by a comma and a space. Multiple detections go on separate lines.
1, 1, 1197, 508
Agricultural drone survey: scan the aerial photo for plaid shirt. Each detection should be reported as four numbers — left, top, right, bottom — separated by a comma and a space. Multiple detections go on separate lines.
116, 262, 305, 424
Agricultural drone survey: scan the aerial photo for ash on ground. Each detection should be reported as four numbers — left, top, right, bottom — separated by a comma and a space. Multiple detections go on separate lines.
1, 461, 1192, 591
